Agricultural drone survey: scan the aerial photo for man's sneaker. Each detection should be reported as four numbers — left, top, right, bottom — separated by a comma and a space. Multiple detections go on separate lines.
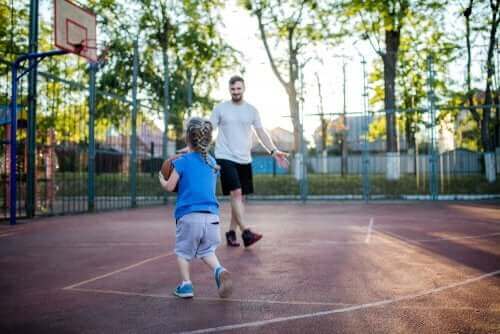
173, 282, 194, 298
225, 230, 240, 247
242, 229, 263, 248
214, 267, 233, 298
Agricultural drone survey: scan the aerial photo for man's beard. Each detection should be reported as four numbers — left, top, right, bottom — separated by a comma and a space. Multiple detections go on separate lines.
231, 94, 242, 102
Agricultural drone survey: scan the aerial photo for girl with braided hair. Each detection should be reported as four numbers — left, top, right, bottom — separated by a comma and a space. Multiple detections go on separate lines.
158, 117, 232, 299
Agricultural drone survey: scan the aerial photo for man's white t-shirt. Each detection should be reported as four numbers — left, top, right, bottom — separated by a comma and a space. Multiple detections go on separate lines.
209, 100, 263, 164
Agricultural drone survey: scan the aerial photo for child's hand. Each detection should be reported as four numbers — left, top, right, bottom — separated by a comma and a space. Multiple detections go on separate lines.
158, 171, 168, 189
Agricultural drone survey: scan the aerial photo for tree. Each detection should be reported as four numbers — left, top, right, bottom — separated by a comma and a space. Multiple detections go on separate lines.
138, 0, 239, 139
461, 0, 499, 182
241, 0, 326, 153
368, 9, 456, 154
324, 0, 445, 180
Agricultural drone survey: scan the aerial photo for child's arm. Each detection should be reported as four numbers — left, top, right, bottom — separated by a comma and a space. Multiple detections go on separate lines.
158, 169, 180, 192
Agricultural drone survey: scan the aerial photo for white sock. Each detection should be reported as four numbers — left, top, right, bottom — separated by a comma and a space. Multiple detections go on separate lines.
181, 280, 192, 286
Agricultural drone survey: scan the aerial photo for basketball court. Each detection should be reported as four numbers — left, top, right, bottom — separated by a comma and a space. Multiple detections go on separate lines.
2, 1, 500, 333
1, 201, 499, 333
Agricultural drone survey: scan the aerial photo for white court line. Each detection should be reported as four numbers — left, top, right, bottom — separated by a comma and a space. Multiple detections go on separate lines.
68, 287, 352, 307
365, 217, 374, 244
63, 252, 175, 290
177, 269, 500, 334
376, 230, 500, 244
302, 230, 500, 246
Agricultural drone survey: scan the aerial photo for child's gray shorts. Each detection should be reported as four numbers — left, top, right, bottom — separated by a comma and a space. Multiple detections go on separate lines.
175, 212, 221, 261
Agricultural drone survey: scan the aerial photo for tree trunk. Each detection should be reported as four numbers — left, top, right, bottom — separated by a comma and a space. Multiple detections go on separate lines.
494, 92, 499, 147
482, 0, 498, 182
382, 29, 400, 180
288, 89, 301, 153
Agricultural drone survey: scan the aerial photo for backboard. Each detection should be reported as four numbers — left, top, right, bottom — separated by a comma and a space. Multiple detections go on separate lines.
54, 0, 97, 62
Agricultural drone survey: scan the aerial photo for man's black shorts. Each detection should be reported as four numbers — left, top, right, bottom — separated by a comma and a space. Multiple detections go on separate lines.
216, 159, 254, 196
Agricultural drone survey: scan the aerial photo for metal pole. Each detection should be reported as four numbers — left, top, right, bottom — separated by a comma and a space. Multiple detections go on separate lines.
427, 56, 438, 200
26, 0, 39, 218
162, 43, 170, 204
8, 50, 68, 225
88, 63, 97, 212
187, 69, 192, 117
299, 66, 307, 202
361, 57, 370, 202
130, 38, 139, 208
341, 61, 348, 176
9, 63, 19, 225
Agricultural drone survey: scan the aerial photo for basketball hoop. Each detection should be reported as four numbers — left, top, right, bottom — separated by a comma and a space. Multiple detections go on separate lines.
68, 39, 109, 65
54, 0, 98, 62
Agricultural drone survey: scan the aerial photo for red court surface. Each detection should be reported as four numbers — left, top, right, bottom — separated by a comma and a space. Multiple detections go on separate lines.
1, 202, 500, 333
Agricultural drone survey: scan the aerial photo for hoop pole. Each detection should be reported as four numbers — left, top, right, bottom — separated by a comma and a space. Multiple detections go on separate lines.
9, 49, 68, 225
27, 0, 39, 218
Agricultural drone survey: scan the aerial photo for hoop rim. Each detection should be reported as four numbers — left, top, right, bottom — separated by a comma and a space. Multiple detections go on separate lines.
54, 0, 98, 62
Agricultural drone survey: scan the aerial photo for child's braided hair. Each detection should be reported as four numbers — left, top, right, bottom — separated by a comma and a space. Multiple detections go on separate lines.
186, 117, 220, 172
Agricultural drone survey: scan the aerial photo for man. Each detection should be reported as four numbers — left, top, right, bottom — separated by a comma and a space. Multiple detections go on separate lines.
210, 75, 289, 247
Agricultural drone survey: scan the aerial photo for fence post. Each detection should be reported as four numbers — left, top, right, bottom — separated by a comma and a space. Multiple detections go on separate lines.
130, 38, 139, 208
88, 63, 97, 212
427, 55, 438, 200
299, 66, 308, 202
26, 0, 39, 218
361, 57, 370, 202
162, 41, 170, 205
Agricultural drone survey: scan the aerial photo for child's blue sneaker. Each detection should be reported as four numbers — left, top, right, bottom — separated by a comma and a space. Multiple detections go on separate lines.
173, 282, 194, 298
214, 267, 232, 298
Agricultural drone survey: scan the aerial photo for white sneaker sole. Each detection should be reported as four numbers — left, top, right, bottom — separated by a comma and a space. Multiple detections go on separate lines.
173, 291, 194, 298
218, 271, 233, 298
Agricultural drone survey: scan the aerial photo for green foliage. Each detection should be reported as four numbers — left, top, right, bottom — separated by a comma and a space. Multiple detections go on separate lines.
0, 0, 29, 59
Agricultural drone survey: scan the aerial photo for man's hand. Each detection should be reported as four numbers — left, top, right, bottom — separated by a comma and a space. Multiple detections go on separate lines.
272, 150, 289, 169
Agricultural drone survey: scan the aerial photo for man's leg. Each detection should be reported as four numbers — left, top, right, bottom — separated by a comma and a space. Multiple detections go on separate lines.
225, 188, 244, 247
230, 188, 246, 231
230, 189, 262, 248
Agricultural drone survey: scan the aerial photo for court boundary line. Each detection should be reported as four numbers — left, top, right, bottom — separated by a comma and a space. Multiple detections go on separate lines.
176, 269, 500, 334
62, 252, 352, 307
365, 217, 374, 243
63, 252, 175, 290
303, 230, 500, 246
67, 287, 352, 306
373, 230, 500, 245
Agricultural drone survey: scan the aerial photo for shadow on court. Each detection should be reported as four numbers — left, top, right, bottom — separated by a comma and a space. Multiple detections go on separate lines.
1, 202, 499, 333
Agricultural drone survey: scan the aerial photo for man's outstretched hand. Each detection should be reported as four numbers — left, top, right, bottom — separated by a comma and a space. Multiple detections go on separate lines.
273, 150, 289, 169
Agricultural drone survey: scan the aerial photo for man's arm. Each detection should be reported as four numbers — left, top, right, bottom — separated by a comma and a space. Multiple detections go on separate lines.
254, 127, 277, 153
209, 106, 219, 130
254, 127, 289, 168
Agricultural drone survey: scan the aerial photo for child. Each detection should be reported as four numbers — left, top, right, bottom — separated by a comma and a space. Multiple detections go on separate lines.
158, 117, 232, 299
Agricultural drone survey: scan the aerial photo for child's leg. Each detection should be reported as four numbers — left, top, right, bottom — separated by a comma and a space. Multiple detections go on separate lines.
177, 256, 191, 282
202, 253, 232, 298
201, 253, 221, 271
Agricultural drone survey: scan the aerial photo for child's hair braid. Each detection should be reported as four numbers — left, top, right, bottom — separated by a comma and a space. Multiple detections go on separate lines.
186, 117, 220, 172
